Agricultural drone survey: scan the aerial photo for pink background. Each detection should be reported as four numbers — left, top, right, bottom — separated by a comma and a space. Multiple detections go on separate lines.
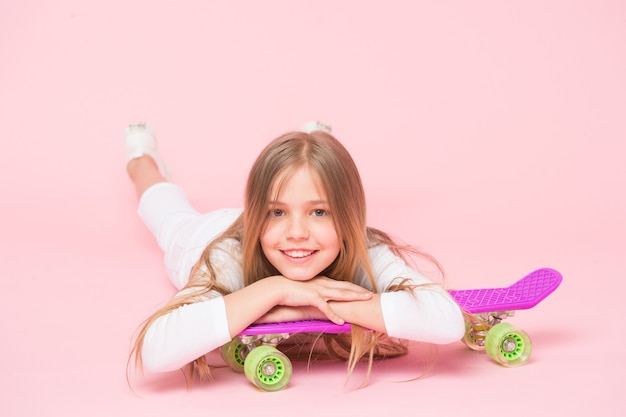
1, 0, 624, 415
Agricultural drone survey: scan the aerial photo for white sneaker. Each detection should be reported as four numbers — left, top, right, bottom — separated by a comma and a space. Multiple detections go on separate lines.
125, 123, 171, 180
299, 121, 332, 133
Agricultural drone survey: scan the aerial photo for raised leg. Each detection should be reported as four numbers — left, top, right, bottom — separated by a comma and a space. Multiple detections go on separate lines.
127, 155, 167, 199
125, 123, 171, 198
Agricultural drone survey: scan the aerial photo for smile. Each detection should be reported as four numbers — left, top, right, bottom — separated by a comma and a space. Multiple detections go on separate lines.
282, 250, 316, 258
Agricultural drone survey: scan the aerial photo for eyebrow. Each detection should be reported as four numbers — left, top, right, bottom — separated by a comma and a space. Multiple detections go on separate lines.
268, 200, 328, 205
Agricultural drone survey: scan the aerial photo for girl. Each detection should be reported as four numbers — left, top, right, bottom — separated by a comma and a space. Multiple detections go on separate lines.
126, 122, 464, 385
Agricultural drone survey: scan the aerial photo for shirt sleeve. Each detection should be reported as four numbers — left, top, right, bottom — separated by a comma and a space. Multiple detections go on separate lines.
367, 245, 465, 344
141, 239, 244, 373
142, 296, 232, 372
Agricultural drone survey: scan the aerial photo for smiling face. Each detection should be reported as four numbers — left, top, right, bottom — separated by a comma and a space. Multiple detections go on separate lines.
260, 165, 341, 281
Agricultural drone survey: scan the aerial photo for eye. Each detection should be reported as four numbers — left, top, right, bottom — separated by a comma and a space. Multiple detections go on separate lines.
271, 208, 285, 217
312, 209, 327, 217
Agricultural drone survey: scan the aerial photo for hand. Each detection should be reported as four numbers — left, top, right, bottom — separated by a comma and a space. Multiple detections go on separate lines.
255, 306, 324, 324
271, 276, 372, 325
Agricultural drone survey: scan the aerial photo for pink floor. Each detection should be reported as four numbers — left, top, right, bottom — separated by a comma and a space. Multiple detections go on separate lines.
1, 1, 625, 415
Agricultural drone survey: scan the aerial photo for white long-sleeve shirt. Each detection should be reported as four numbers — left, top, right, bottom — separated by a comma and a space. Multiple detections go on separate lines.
137, 183, 465, 372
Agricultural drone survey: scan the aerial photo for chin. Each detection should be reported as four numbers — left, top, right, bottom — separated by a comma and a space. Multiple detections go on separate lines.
282, 271, 318, 281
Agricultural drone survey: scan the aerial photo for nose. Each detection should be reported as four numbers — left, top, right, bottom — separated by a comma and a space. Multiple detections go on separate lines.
286, 215, 309, 240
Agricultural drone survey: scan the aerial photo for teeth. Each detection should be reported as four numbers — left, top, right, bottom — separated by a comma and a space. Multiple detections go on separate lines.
284, 250, 314, 258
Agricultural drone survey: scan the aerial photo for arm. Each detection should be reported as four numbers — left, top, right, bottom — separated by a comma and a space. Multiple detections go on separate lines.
257, 294, 386, 333
368, 244, 465, 343
142, 275, 372, 372
380, 287, 465, 344
223, 275, 373, 336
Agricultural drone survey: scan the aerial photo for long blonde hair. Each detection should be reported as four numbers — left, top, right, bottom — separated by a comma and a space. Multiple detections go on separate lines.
130, 130, 439, 387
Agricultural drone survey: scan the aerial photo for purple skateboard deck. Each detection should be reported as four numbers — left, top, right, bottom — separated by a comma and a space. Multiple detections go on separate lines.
239, 268, 562, 336
449, 268, 562, 314
240, 319, 351, 336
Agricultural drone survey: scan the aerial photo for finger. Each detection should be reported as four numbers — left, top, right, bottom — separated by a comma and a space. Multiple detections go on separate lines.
319, 278, 372, 294
320, 287, 373, 302
312, 277, 371, 294
315, 300, 345, 325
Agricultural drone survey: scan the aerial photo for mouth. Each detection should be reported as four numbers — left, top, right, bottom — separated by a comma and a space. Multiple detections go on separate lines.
281, 249, 317, 259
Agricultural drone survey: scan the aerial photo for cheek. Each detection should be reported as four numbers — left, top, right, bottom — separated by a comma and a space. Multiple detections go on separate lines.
319, 225, 341, 248
259, 224, 277, 251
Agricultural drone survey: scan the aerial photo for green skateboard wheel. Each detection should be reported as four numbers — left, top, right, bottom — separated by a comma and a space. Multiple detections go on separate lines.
221, 338, 246, 373
485, 322, 532, 367
244, 345, 292, 391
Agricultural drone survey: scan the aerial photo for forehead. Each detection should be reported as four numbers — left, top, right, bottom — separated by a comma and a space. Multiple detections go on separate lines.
269, 165, 327, 201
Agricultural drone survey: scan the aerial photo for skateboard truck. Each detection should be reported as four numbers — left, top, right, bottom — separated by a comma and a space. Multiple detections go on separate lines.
463, 310, 514, 350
